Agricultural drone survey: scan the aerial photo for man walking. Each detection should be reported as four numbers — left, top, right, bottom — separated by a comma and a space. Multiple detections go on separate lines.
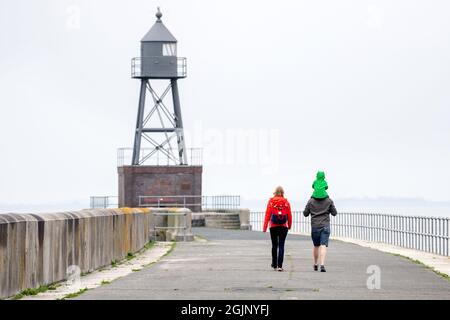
303, 171, 337, 272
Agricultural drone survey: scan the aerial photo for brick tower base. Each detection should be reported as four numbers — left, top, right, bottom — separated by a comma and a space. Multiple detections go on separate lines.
118, 166, 203, 210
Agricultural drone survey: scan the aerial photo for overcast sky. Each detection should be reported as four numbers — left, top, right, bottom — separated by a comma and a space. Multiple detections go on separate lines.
0, 0, 449, 209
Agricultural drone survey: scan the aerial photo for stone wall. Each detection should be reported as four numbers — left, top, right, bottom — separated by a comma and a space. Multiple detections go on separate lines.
0, 208, 152, 299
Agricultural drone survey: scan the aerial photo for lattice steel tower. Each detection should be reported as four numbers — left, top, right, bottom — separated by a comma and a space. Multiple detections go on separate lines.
131, 8, 187, 165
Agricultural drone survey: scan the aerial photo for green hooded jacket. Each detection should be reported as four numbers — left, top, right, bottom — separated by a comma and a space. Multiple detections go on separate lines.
312, 171, 328, 199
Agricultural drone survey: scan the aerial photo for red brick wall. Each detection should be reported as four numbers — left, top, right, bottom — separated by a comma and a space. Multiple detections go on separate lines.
118, 166, 203, 209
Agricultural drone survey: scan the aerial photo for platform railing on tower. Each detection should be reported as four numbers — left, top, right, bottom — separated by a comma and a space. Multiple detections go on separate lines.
117, 147, 202, 166
131, 57, 187, 79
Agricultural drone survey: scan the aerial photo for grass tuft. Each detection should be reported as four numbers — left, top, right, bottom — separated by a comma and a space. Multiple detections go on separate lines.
61, 288, 88, 300
144, 241, 155, 250
12, 284, 58, 300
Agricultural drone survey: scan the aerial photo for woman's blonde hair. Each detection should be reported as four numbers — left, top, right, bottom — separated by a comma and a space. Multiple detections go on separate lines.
273, 186, 284, 197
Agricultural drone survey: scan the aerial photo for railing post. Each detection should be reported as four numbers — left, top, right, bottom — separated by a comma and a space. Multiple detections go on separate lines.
357, 213, 361, 240
404, 216, 407, 248
432, 218, 435, 254
361, 213, 364, 240
401, 215, 404, 248
439, 218, 444, 255
379, 214, 382, 243
347, 213, 350, 238
363, 213, 366, 241
406, 216, 410, 249
352, 213, 355, 239
395, 215, 398, 246
415, 216, 419, 251
417, 217, 421, 251
411, 216, 414, 249
433, 217, 437, 254
388, 216, 394, 244
387, 214, 390, 244
358, 213, 364, 240
436, 218, 439, 255
393, 215, 396, 246
416, 217, 422, 250
420, 217, 423, 252
392, 215, 395, 246
445, 218, 450, 256
378, 214, 380, 243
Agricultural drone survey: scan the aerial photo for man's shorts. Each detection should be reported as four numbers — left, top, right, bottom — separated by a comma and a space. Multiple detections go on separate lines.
311, 226, 331, 247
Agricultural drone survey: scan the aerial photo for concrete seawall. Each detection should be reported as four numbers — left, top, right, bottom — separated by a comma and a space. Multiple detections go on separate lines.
0, 208, 153, 299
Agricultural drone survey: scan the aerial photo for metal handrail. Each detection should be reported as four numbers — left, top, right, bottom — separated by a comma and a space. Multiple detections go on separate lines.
138, 195, 241, 211
250, 211, 450, 257
89, 196, 118, 209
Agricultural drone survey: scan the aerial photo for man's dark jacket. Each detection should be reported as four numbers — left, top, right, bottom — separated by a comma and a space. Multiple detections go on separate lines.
303, 197, 337, 228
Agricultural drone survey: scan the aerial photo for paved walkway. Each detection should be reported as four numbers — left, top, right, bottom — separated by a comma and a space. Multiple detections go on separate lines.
21, 242, 173, 300
78, 228, 450, 300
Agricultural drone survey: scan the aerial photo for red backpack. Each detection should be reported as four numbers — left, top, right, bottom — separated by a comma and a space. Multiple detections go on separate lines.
269, 198, 289, 224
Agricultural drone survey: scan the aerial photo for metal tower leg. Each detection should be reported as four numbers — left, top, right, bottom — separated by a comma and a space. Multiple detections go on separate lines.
171, 79, 187, 165
132, 79, 147, 165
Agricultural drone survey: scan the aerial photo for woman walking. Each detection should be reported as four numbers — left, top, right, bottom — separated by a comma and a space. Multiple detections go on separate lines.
263, 186, 292, 271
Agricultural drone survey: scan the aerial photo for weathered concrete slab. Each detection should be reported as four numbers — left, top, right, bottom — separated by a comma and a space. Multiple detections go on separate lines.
78, 228, 450, 300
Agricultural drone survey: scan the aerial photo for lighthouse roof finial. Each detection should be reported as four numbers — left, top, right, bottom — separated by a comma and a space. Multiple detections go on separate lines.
141, 7, 177, 42
156, 7, 162, 21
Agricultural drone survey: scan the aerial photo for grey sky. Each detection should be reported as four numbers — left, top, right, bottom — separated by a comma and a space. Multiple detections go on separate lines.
0, 0, 449, 208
